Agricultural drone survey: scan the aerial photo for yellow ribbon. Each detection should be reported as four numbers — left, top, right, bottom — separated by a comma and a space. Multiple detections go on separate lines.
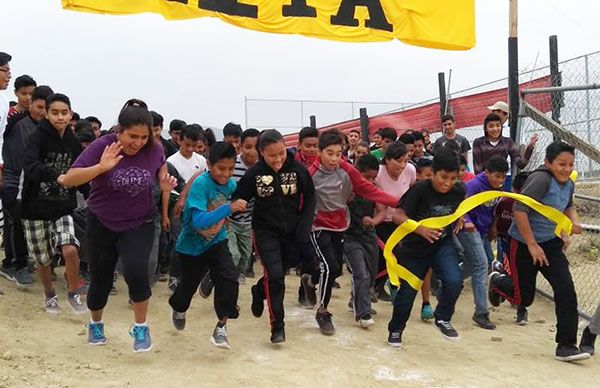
384, 188, 575, 290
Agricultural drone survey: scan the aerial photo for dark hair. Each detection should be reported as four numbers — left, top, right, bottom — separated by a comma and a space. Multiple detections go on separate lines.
85, 116, 102, 129
318, 129, 344, 150
356, 154, 380, 173
485, 155, 509, 173
299, 126, 319, 143
9, 101, 16, 107
203, 128, 217, 147
0, 52, 11, 67
378, 127, 397, 142
76, 130, 95, 144
45, 93, 71, 110
483, 113, 502, 136
75, 119, 93, 134
357, 141, 370, 149
223, 122, 243, 139
383, 141, 407, 163
71, 112, 80, 121
545, 141, 575, 163
181, 124, 204, 142
349, 129, 361, 137
241, 128, 260, 144
150, 111, 164, 128
14, 75, 36, 90
31, 85, 54, 102
258, 129, 284, 151
432, 146, 460, 173
412, 131, 425, 142
169, 119, 187, 133
207, 141, 237, 165
512, 172, 528, 191
398, 132, 414, 145
460, 155, 468, 166
416, 158, 433, 173
441, 114, 454, 123
117, 98, 155, 148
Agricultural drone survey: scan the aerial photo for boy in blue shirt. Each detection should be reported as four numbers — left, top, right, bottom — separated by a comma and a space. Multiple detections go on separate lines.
168, 142, 247, 350
489, 141, 589, 362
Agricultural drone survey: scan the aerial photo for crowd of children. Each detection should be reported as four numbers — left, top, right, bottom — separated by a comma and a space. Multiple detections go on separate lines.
1, 50, 598, 362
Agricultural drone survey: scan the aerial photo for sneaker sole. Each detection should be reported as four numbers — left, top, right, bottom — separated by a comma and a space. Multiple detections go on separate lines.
89, 340, 108, 346
487, 272, 502, 307
516, 320, 528, 326
359, 320, 375, 328
387, 341, 402, 348
45, 309, 61, 314
436, 327, 460, 341
15, 281, 34, 288
555, 352, 591, 362
0, 273, 16, 282
133, 344, 153, 353
209, 337, 230, 349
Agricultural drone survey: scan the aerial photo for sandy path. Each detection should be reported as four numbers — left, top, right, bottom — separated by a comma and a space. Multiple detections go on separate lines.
1, 268, 599, 388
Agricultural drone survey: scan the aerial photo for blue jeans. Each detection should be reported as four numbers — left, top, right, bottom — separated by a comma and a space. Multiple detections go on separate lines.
388, 239, 463, 333
456, 230, 489, 316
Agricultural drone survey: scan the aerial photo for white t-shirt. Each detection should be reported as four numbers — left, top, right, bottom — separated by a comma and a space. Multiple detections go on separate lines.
167, 151, 207, 183
0, 94, 9, 164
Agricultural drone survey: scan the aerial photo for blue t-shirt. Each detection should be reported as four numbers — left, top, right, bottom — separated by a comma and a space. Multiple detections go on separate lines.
176, 172, 237, 256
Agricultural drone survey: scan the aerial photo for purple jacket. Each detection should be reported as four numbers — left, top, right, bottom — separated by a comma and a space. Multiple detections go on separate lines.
465, 173, 501, 237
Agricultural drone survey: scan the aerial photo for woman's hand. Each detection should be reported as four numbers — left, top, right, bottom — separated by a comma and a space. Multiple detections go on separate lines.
99, 142, 123, 172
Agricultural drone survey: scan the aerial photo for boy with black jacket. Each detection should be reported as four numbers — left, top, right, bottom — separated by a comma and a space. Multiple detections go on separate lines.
234, 130, 315, 344
21, 93, 86, 315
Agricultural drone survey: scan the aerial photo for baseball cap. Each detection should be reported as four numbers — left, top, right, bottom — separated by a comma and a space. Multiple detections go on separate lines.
487, 101, 509, 114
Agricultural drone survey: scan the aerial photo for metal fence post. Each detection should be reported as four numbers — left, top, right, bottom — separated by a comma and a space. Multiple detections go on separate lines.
549, 35, 561, 141
438, 72, 447, 118
244, 96, 248, 129
585, 54, 592, 175
508, 0, 519, 142
359, 108, 369, 141
309, 115, 316, 128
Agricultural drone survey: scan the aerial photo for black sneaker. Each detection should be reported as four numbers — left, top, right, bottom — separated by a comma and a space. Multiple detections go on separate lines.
435, 320, 459, 341
270, 327, 286, 344
198, 273, 213, 299
579, 326, 596, 356
316, 311, 335, 336
376, 287, 391, 302
250, 284, 264, 318
487, 272, 503, 307
171, 310, 186, 331
472, 313, 497, 330
0, 265, 16, 282
555, 344, 591, 362
301, 274, 317, 307
516, 306, 528, 326
387, 331, 402, 347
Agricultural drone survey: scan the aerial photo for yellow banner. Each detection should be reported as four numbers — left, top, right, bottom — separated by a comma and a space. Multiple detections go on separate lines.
61, 0, 475, 50
384, 190, 574, 291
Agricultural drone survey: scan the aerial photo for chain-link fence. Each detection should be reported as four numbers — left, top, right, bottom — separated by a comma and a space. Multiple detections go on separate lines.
516, 51, 600, 319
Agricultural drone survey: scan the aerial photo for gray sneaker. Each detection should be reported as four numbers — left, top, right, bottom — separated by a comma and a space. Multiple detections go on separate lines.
44, 295, 61, 314
67, 293, 88, 315
0, 265, 16, 282
14, 268, 34, 288
210, 324, 230, 349
171, 310, 186, 331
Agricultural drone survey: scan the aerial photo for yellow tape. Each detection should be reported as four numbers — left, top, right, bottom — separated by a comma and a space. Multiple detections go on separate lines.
384, 190, 574, 290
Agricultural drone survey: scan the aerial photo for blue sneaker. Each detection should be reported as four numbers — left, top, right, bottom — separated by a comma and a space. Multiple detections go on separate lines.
130, 325, 152, 353
421, 304, 434, 321
88, 322, 107, 346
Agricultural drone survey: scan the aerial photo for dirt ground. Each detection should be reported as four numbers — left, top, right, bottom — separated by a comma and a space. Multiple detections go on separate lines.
1, 265, 600, 388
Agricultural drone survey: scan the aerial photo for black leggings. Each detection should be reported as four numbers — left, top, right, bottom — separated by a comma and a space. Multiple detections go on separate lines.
86, 211, 155, 311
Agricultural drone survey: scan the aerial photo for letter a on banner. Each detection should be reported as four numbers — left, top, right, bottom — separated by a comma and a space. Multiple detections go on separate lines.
61, 0, 476, 50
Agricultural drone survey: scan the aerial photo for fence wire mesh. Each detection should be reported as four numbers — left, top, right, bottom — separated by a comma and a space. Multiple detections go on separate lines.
517, 51, 600, 318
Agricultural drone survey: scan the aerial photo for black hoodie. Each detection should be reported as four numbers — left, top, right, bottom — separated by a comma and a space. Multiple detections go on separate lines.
234, 150, 315, 242
21, 119, 83, 220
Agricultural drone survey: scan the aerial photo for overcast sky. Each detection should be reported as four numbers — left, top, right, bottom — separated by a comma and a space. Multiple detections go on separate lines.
1, 0, 600, 135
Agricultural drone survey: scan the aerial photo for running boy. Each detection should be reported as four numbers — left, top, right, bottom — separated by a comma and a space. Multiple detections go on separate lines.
488, 141, 589, 362
456, 155, 509, 330
168, 142, 244, 350
21, 93, 86, 314
302, 129, 399, 335
235, 129, 315, 344
387, 147, 466, 347
344, 154, 385, 328
223, 122, 243, 155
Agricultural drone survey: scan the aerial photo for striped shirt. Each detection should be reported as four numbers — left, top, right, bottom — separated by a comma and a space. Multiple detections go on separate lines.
230, 155, 253, 224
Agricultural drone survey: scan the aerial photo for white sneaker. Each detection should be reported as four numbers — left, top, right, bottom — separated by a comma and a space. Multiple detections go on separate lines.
44, 295, 61, 314
358, 315, 375, 328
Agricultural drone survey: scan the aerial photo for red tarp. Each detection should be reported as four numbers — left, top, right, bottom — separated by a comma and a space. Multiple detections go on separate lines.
283, 75, 552, 146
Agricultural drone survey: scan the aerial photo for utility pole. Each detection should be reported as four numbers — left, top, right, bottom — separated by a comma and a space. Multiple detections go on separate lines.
508, 0, 519, 141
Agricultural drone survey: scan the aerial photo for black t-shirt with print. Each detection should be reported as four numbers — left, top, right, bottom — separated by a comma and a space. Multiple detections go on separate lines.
396, 179, 466, 260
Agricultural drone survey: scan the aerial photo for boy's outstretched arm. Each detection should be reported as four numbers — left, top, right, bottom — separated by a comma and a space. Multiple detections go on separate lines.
191, 200, 246, 229
564, 207, 583, 235
341, 160, 398, 207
